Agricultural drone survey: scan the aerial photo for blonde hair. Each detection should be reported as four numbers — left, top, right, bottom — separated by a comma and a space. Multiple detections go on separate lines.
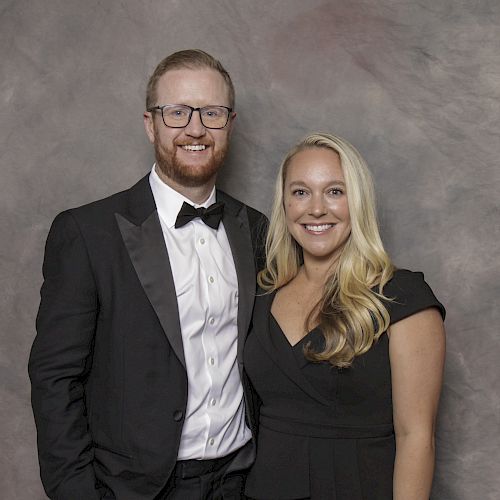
259, 133, 395, 367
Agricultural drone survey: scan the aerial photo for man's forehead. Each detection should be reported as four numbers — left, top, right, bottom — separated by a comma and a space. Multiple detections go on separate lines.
155, 68, 230, 103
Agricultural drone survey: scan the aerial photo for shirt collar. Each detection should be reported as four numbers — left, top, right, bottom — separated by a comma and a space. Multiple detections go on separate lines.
149, 164, 217, 229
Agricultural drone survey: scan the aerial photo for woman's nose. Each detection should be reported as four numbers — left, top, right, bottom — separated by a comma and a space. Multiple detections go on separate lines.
309, 195, 327, 217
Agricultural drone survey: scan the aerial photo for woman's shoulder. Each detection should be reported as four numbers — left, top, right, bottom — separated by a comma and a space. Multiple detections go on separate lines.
382, 268, 446, 325
384, 268, 426, 293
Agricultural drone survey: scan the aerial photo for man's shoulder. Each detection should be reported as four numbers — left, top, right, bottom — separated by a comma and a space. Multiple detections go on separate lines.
67, 175, 150, 217
52, 175, 152, 231
216, 189, 267, 223
217, 190, 268, 269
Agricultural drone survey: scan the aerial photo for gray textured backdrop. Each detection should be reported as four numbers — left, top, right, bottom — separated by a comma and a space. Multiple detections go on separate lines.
1, 0, 499, 498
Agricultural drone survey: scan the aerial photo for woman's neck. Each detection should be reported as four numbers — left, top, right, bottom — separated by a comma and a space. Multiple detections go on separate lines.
300, 256, 337, 287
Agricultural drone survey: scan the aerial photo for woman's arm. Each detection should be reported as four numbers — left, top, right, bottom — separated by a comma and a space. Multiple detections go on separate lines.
389, 307, 446, 500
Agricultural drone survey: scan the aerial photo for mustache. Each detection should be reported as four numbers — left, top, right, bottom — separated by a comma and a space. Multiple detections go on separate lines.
174, 140, 214, 147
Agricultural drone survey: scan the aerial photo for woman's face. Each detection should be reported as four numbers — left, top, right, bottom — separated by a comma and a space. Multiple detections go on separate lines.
284, 147, 351, 265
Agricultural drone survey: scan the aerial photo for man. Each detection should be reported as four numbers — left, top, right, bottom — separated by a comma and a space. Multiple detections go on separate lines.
29, 49, 267, 500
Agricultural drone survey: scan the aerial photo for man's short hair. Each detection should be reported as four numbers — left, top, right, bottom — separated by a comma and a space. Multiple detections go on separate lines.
146, 49, 235, 110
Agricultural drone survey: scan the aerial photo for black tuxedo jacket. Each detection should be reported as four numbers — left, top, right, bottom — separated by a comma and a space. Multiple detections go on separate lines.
28, 175, 267, 500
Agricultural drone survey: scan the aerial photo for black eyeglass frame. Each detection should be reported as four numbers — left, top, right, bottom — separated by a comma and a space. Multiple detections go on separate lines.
147, 104, 233, 129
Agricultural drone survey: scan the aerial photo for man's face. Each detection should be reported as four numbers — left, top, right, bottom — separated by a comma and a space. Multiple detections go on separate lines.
144, 68, 235, 190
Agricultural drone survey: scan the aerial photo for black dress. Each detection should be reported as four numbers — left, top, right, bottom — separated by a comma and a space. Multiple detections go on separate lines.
244, 270, 445, 500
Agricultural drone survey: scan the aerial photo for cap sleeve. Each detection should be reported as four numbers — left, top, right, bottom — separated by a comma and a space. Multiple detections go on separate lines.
382, 269, 446, 325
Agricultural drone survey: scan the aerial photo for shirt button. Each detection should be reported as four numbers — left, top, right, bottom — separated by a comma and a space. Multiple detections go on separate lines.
208, 276, 215, 284
209, 317, 215, 325
210, 398, 216, 406
173, 410, 184, 421
208, 357, 215, 365
208, 438, 215, 446
199, 238, 205, 245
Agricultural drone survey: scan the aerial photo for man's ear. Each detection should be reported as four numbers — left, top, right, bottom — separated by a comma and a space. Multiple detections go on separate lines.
143, 111, 155, 144
226, 111, 237, 137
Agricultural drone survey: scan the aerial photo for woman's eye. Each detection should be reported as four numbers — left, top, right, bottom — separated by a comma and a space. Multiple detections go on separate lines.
292, 189, 307, 196
329, 188, 343, 196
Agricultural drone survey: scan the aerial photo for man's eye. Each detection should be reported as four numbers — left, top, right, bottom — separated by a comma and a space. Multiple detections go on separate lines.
166, 108, 189, 118
203, 109, 221, 117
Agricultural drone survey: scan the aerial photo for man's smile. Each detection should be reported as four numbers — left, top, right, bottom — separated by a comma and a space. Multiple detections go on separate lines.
180, 144, 208, 151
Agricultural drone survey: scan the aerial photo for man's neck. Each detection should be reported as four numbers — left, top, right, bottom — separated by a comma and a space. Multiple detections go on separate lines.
155, 168, 216, 205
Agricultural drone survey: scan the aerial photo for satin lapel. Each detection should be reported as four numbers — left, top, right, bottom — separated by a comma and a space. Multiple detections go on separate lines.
218, 192, 256, 366
115, 176, 185, 369
253, 292, 332, 407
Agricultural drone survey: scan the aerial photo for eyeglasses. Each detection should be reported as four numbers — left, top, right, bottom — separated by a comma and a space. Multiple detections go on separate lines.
147, 104, 233, 129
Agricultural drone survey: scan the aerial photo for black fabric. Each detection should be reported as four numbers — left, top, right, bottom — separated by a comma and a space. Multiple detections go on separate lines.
174, 448, 241, 479
243, 269, 445, 500
158, 447, 247, 499
28, 174, 268, 500
175, 201, 225, 229
161, 470, 246, 500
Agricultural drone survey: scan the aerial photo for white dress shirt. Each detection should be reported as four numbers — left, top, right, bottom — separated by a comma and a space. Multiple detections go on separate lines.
149, 165, 251, 460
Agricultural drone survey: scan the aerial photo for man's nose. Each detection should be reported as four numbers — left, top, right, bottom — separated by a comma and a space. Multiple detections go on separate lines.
184, 110, 206, 137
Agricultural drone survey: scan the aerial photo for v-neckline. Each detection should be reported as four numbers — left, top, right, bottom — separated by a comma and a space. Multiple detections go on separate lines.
270, 310, 320, 348
252, 291, 333, 407
270, 285, 323, 347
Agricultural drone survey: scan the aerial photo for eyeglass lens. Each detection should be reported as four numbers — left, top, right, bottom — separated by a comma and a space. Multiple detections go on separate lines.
162, 105, 229, 129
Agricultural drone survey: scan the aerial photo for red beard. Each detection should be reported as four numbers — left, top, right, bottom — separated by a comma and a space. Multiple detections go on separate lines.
153, 128, 228, 188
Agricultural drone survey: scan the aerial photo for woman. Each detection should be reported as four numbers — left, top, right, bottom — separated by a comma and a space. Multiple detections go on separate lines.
244, 133, 446, 499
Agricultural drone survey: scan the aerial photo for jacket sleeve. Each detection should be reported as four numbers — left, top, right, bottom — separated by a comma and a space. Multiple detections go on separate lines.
28, 211, 101, 500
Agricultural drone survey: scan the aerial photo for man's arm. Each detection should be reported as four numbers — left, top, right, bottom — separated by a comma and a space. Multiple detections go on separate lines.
29, 211, 101, 500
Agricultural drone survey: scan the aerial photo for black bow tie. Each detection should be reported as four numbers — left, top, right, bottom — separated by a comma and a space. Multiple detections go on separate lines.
174, 201, 225, 230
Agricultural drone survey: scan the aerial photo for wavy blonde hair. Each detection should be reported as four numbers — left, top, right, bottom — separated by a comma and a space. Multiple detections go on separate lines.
258, 133, 395, 367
